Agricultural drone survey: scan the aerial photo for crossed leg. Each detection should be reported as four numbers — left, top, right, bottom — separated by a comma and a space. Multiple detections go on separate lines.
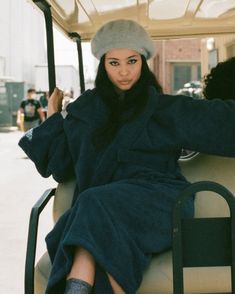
67, 247, 126, 294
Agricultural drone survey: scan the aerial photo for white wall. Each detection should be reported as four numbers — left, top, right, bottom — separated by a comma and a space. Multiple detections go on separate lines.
0, 0, 97, 94
0, 0, 46, 86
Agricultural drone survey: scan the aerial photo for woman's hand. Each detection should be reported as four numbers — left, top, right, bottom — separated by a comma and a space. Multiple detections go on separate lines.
47, 87, 64, 118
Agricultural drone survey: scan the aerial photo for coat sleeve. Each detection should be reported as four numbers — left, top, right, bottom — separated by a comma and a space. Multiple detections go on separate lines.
156, 95, 235, 157
18, 112, 74, 182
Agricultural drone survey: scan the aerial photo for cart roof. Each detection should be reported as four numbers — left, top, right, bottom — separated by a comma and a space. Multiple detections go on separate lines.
45, 0, 235, 40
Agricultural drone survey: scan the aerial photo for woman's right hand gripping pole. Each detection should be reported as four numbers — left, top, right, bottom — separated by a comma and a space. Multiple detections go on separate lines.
47, 87, 64, 118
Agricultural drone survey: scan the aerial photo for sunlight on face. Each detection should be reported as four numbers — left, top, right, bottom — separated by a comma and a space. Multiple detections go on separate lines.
104, 48, 142, 91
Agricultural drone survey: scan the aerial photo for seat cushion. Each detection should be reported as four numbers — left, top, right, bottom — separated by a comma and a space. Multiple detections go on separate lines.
35, 250, 231, 293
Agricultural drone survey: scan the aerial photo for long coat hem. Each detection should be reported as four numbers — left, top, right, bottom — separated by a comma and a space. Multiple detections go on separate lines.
46, 235, 139, 294
65, 237, 136, 294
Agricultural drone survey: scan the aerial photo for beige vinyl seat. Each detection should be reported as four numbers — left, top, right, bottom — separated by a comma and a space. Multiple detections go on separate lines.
34, 153, 235, 294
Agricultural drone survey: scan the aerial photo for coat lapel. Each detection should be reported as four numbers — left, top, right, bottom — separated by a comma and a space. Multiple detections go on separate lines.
66, 89, 107, 126
91, 87, 159, 185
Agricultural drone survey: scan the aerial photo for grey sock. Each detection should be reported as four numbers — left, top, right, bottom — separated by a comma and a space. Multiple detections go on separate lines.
64, 278, 92, 294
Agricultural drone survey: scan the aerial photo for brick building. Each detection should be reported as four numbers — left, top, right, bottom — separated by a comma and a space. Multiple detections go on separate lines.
201, 34, 235, 74
152, 38, 201, 94
151, 35, 235, 95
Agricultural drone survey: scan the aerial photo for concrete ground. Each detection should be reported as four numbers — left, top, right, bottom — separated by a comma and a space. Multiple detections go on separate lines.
0, 128, 56, 293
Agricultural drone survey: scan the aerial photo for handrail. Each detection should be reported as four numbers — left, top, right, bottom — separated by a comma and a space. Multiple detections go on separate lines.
24, 188, 56, 294
69, 32, 86, 94
33, 0, 56, 95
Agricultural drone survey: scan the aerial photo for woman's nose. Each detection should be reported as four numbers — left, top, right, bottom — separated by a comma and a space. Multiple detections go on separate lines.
119, 65, 129, 76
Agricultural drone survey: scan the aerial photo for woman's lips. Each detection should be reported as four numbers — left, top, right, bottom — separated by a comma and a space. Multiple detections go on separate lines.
118, 80, 131, 85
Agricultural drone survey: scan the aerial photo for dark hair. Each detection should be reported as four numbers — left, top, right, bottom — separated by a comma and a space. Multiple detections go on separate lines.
203, 57, 235, 100
93, 55, 163, 150
27, 88, 36, 94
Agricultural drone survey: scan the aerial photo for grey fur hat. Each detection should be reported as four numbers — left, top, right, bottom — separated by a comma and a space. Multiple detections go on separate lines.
91, 19, 155, 60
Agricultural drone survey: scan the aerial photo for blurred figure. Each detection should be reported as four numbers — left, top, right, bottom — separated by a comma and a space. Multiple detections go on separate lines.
16, 88, 45, 131
39, 91, 49, 119
203, 57, 235, 100
177, 80, 203, 99
62, 89, 74, 109
61, 89, 74, 117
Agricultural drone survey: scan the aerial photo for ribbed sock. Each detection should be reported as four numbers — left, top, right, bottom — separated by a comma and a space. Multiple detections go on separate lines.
64, 278, 92, 294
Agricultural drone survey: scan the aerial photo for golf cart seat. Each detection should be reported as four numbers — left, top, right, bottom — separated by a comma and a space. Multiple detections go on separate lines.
31, 153, 235, 293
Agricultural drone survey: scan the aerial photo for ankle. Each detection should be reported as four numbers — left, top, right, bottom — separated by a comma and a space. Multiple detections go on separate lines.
65, 278, 92, 294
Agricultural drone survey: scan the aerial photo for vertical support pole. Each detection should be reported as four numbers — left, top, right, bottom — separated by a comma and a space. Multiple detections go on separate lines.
231, 198, 235, 293
33, 0, 56, 95
69, 32, 85, 94
172, 200, 184, 294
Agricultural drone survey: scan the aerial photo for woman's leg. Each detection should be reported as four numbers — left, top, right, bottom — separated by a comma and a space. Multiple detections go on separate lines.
65, 247, 95, 294
67, 247, 126, 294
107, 274, 126, 294
67, 247, 96, 285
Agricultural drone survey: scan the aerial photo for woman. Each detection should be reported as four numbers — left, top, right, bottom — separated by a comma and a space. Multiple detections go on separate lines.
19, 20, 235, 294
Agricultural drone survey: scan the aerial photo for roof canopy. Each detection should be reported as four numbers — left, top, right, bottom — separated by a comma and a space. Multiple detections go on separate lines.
45, 0, 235, 40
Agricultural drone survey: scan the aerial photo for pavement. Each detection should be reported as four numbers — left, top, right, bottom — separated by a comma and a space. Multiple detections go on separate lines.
0, 127, 56, 293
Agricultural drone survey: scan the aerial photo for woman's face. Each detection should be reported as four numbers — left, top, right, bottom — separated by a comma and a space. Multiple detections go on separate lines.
104, 48, 142, 91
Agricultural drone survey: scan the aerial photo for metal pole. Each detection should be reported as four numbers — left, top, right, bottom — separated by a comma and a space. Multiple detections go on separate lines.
33, 0, 56, 96
69, 32, 85, 94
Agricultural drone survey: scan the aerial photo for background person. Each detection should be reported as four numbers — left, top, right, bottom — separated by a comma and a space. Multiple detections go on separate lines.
61, 89, 75, 115
203, 56, 235, 100
181, 57, 235, 158
39, 91, 49, 120
19, 20, 235, 294
16, 88, 45, 131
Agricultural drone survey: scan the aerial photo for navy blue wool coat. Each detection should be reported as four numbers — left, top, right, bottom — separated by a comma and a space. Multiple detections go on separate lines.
19, 87, 235, 294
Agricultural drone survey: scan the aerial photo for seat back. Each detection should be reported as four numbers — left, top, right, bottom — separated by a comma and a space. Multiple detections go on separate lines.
53, 178, 76, 223
180, 153, 235, 217
53, 153, 235, 222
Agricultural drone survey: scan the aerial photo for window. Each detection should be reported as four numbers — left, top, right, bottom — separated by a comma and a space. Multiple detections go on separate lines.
172, 63, 201, 94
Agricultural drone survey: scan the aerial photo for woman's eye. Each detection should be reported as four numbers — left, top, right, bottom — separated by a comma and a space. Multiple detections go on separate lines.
128, 58, 137, 64
109, 61, 119, 66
